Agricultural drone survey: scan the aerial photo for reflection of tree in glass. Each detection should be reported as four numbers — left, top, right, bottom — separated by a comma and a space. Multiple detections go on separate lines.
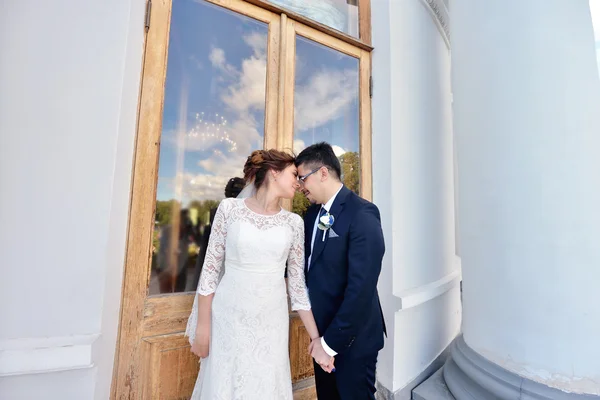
292, 191, 311, 217
154, 199, 179, 256
153, 198, 218, 256
155, 199, 180, 226
339, 151, 359, 194
189, 199, 220, 226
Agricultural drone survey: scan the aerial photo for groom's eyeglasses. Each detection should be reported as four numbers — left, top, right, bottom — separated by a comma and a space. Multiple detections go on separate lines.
297, 166, 324, 183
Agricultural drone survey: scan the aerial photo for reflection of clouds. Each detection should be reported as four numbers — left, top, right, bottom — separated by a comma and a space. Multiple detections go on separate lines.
185, 31, 267, 201
160, 30, 266, 203
209, 47, 238, 80
295, 68, 358, 132
244, 31, 267, 57
228, 115, 262, 154
185, 113, 237, 152
222, 56, 266, 113
293, 138, 346, 158
193, 150, 246, 202
198, 150, 245, 178
332, 145, 346, 157
163, 172, 231, 202
159, 16, 363, 203
165, 33, 267, 156
209, 48, 226, 70
207, 32, 267, 154
189, 55, 203, 70
159, 7, 275, 204
160, 151, 246, 203
293, 139, 306, 154
221, 34, 267, 114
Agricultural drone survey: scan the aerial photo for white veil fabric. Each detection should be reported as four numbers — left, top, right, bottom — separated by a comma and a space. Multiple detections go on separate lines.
185, 177, 256, 346
236, 179, 256, 199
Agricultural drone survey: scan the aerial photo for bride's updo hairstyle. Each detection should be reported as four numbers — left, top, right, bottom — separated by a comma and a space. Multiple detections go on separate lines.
243, 149, 295, 189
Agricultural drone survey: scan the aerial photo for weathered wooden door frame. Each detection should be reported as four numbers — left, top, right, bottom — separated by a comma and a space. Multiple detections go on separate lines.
111, 0, 372, 398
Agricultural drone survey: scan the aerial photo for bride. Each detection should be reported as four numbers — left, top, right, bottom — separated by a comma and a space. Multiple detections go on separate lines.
185, 149, 333, 399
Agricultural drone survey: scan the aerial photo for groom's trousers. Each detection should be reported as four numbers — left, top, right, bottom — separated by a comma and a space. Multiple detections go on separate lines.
313, 352, 377, 400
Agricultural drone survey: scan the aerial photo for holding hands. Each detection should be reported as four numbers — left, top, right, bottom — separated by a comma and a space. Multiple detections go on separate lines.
309, 337, 335, 373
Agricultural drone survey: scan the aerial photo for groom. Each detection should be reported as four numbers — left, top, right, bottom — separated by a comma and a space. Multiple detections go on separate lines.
296, 142, 386, 400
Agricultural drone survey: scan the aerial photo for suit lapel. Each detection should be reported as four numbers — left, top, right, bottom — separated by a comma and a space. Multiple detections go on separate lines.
310, 224, 326, 270
308, 186, 351, 271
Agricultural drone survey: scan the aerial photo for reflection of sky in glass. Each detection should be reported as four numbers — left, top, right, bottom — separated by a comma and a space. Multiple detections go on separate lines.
156, 0, 362, 204
157, 0, 267, 203
293, 36, 359, 158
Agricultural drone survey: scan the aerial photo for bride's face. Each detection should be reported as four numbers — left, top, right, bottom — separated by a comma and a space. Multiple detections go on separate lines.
273, 164, 300, 199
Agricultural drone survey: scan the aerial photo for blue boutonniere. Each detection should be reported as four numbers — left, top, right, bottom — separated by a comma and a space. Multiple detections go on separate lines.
317, 212, 335, 242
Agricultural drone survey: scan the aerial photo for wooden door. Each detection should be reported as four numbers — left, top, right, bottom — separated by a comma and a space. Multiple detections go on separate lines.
111, 0, 372, 399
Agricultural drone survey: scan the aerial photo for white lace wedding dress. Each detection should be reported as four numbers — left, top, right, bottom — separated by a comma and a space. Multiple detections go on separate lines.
185, 197, 311, 400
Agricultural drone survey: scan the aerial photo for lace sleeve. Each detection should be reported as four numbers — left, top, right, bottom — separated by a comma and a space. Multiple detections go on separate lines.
196, 198, 231, 295
287, 214, 311, 311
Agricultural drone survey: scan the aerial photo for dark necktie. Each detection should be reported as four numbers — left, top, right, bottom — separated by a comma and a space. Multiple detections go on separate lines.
315, 207, 327, 241
313, 206, 327, 250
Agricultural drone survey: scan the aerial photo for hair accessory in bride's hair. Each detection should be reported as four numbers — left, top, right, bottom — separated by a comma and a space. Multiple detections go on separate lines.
243, 150, 264, 185
250, 150, 265, 164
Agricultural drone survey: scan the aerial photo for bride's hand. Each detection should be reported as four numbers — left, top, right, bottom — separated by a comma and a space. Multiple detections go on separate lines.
191, 327, 210, 358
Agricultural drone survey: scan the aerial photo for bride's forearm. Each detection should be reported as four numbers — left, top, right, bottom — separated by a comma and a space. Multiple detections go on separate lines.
296, 309, 320, 340
196, 293, 214, 331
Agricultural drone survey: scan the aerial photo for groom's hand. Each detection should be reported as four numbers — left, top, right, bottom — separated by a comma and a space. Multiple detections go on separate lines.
310, 338, 335, 373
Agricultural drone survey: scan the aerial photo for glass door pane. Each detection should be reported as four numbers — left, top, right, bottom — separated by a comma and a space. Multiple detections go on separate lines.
292, 35, 360, 215
149, 0, 269, 295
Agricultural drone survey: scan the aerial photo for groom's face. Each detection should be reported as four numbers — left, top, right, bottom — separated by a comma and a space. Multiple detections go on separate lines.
296, 163, 322, 204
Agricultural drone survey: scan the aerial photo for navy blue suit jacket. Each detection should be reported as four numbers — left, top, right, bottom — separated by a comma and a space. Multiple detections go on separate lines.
304, 186, 386, 358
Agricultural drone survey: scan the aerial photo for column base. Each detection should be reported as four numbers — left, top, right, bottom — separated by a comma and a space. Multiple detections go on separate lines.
443, 335, 599, 399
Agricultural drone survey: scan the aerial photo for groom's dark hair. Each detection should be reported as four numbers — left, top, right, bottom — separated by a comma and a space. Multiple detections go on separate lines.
295, 142, 342, 180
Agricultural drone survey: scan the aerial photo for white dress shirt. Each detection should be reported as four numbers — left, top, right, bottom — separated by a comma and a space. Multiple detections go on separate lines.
309, 184, 343, 357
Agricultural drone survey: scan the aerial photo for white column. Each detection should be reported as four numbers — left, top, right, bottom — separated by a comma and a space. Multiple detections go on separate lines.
372, 0, 461, 397
0, 0, 143, 399
448, 0, 600, 397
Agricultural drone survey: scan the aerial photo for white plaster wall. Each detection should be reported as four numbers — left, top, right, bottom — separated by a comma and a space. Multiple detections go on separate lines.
388, 0, 455, 294
394, 286, 461, 385
0, 0, 145, 398
371, 0, 395, 389
372, 0, 461, 395
0, 369, 96, 400
452, 0, 600, 394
